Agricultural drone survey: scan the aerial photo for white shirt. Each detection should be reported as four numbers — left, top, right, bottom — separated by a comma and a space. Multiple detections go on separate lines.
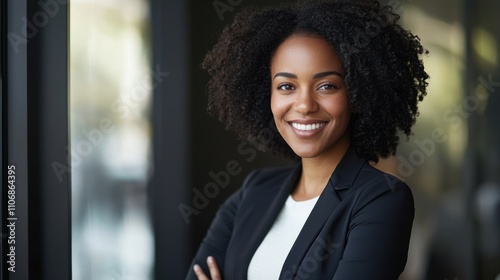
247, 194, 319, 280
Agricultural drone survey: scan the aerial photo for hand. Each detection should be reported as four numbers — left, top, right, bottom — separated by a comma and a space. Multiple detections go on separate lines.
193, 256, 222, 280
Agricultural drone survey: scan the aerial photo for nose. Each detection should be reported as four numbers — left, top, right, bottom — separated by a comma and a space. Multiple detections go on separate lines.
293, 89, 318, 115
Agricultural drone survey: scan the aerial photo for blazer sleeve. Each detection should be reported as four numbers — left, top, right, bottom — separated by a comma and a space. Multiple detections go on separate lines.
185, 170, 258, 280
333, 178, 415, 280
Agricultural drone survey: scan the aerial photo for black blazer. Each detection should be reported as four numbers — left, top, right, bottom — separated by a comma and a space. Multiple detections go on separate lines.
186, 147, 414, 279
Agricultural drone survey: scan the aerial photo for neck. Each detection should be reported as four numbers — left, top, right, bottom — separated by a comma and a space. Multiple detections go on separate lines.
292, 138, 350, 201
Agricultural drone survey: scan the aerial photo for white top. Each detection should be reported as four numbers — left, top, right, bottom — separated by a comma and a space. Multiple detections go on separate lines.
247, 194, 319, 280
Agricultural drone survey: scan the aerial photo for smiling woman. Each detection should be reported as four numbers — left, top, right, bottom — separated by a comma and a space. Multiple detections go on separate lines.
187, 0, 429, 279
270, 35, 350, 163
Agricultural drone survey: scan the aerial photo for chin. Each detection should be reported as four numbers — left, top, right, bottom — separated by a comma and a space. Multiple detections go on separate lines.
290, 148, 321, 159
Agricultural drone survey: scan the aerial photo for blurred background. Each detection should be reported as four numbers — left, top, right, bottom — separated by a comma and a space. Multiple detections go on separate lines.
2, 0, 499, 279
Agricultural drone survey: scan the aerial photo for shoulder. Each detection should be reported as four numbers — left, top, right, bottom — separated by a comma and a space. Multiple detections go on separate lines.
349, 163, 414, 211
358, 163, 412, 193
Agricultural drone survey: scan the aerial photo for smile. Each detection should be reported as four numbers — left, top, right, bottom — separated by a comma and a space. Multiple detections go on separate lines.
291, 123, 326, 131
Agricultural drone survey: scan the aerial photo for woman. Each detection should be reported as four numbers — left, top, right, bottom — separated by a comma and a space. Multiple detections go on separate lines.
187, 0, 429, 279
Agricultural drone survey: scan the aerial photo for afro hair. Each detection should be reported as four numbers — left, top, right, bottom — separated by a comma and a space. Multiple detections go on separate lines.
202, 0, 429, 162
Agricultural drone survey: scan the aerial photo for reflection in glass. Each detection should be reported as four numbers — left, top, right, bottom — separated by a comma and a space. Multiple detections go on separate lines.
70, 0, 153, 279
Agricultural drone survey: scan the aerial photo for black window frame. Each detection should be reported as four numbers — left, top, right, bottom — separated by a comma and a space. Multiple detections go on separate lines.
1, 0, 71, 279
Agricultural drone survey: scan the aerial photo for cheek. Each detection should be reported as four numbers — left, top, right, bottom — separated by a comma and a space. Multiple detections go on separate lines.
330, 93, 350, 117
270, 93, 283, 119
331, 103, 349, 118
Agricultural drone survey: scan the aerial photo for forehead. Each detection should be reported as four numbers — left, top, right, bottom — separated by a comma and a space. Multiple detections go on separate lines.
270, 35, 344, 75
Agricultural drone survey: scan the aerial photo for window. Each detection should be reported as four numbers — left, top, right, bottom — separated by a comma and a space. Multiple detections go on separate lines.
70, 0, 153, 278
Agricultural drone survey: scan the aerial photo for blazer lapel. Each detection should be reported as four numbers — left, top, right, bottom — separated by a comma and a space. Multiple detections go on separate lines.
279, 147, 366, 278
279, 180, 340, 278
234, 164, 302, 279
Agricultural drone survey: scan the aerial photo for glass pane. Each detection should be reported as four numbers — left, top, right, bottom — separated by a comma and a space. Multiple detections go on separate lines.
70, 0, 153, 279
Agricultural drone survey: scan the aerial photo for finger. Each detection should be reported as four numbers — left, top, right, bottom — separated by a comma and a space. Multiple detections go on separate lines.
207, 256, 222, 280
193, 264, 209, 280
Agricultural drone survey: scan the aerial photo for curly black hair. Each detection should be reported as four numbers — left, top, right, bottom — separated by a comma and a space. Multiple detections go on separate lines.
202, 0, 429, 162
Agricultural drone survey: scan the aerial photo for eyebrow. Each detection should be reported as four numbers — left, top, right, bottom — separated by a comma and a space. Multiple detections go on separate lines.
273, 71, 343, 80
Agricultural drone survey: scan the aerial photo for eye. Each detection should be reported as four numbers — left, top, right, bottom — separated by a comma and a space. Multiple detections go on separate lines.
318, 83, 339, 90
277, 83, 295, 91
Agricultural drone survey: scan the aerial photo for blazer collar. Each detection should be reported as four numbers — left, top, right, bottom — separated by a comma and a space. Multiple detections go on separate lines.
329, 146, 367, 192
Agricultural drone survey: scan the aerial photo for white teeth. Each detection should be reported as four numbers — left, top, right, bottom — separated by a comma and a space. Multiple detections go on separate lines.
291, 123, 325, 131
